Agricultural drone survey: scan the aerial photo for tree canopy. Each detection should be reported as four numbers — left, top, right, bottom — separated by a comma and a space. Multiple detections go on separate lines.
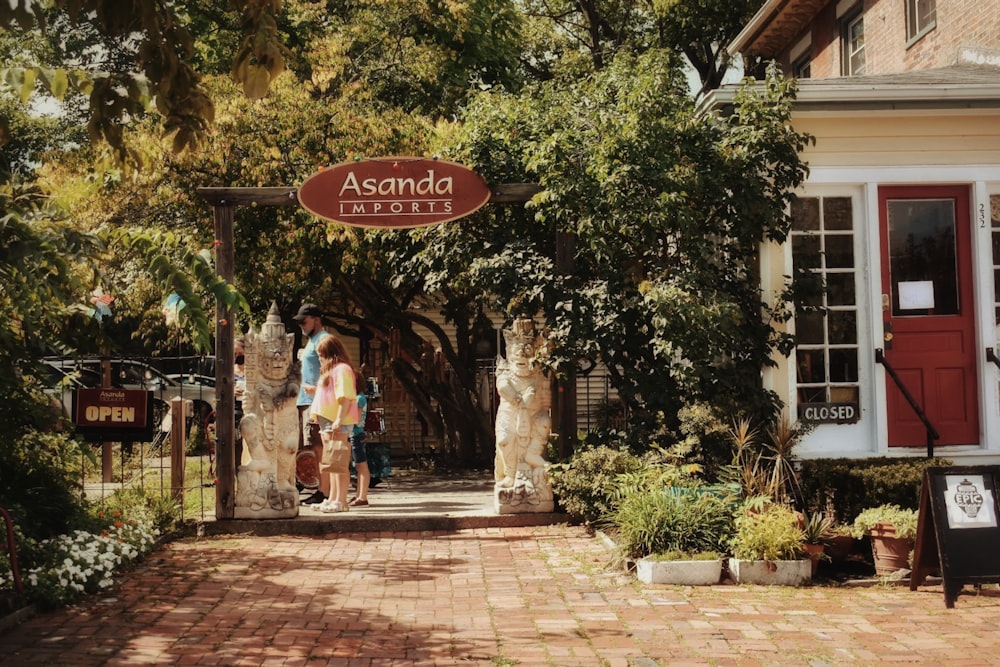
1, 0, 811, 467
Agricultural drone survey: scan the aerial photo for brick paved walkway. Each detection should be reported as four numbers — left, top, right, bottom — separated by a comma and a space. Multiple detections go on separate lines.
4, 524, 1000, 666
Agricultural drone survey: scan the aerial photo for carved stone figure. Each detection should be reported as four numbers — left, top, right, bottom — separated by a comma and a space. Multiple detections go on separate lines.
234, 303, 301, 518
494, 318, 554, 514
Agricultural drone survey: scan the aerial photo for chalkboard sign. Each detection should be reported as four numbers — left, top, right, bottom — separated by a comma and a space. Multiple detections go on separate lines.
911, 466, 1000, 607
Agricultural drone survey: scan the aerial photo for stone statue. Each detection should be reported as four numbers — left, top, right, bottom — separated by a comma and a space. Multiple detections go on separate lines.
494, 318, 554, 514
234, 302, 301, 518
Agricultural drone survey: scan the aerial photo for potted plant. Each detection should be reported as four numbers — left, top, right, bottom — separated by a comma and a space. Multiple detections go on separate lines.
614, 483, 737, 585
851, 504, 918, 575
801, 511, 836, 576
728, 501, 811, 585
824, 523, 857, 564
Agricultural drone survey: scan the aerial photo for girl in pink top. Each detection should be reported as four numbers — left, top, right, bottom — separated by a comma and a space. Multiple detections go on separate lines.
310, 335, 359, 513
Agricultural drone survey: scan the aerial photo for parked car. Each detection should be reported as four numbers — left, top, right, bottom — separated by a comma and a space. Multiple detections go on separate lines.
42, 357, 216, 437
154, 355, 217, 388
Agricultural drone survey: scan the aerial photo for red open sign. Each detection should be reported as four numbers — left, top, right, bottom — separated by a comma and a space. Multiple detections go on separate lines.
73, 388, 154, 443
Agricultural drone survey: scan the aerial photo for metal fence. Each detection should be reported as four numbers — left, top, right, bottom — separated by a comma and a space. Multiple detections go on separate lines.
49, 355, 218, 521
67, 354, 621, 518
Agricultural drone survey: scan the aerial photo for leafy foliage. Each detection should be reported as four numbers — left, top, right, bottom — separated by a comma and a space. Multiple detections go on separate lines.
442, 53, 811, 447
614, 485, 737, 560
851, 504, 918, 541
652, 0, 758, 95
798, 457, 951, 523
519, 0, 757, 93
730, 502, 805, 561
801, 511, 836, 545
548, 445, 646, 527
728, 414, 808, 507
0, 0, 285, 159
0, 429, 90, 543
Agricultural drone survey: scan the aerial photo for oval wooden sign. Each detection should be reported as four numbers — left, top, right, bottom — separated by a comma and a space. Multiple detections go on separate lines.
297, 157, 492, 228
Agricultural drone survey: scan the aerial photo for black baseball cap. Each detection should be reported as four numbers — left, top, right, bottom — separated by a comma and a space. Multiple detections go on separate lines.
293, 303, 323, 321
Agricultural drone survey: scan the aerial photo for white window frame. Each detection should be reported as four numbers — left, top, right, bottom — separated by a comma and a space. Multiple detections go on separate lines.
906, 0, 937, 44
842, 10, 865, 76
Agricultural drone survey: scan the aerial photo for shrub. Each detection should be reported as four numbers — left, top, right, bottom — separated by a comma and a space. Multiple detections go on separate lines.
1, 487, 175, 610
614, 486, 737, 560
799, 457, 950, 522
0, 429, 91, 542
850, 504, 918, 540
548, 445, 645, 527
730, 503, 805, 561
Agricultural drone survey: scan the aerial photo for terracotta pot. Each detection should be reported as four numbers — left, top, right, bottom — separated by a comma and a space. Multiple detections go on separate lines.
802, 542, 825, 577
869, 522, 913, 575
825, 534, 855, 563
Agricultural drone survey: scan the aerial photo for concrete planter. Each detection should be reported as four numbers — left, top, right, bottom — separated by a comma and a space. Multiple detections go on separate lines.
635, 557, 723, 585
727, 557, 811, 586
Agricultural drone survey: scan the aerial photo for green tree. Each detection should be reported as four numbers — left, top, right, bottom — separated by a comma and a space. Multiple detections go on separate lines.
0, 1, 260, 540
0, 0, 285, 158
430, 53, 810, 460
652, 0, 758, 95
3, 1, 811, 472
518, 0, 758, 93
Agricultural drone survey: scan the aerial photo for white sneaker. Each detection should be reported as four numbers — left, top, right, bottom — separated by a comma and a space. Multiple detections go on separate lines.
321, 501, 347, 513
317, 498, 334, 511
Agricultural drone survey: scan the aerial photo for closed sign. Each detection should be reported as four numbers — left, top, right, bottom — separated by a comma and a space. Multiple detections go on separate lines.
799, 402, 859, 424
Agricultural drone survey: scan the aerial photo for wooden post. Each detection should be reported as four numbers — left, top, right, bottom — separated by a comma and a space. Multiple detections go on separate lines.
100, 357, 113, 482
169, 397, 187, 503
554, 230, 577, 460
197, 188, 298, 520
213, 202, 237, 519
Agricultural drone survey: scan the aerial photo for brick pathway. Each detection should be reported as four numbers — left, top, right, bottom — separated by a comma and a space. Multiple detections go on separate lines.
4, 524, 1000, 666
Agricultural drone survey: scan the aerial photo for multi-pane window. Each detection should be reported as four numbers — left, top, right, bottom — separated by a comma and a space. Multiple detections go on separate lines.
906, 0, 936, 42
842, 11, 865, 76
791, 197, 861, 416
793, 55, 812, 79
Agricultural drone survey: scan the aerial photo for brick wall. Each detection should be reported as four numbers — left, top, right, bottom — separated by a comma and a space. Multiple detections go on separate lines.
785, 0, 1000, 79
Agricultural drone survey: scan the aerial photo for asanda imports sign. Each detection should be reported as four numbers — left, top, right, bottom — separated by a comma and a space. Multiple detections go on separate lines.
297, 157, 492, 228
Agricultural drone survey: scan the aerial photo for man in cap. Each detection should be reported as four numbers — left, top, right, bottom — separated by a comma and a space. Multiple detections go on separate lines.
294, 303, 331, 505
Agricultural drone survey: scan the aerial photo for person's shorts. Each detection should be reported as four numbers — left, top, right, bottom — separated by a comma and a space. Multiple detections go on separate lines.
300, 406, 322, 450
316, 415, 352, 436
350, 431, 367, 464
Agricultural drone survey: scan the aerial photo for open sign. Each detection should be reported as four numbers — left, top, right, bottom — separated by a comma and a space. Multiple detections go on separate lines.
73, 388, 154, 442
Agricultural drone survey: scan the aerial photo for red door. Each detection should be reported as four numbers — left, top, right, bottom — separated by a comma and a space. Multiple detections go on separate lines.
879, 186, 978, 446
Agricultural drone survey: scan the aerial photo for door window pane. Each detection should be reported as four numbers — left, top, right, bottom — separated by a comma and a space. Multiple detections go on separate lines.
828, 311, 858, 345
829, 349, 859, 382
825, 235, 855, 268
791, 196, 820, 231
796, 313, 825, 345
826, 272, 856, 306
797, 350, 826, 383
992, 195, 1000, 329
823, 198, 854, 230
887, 199, 958, 316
